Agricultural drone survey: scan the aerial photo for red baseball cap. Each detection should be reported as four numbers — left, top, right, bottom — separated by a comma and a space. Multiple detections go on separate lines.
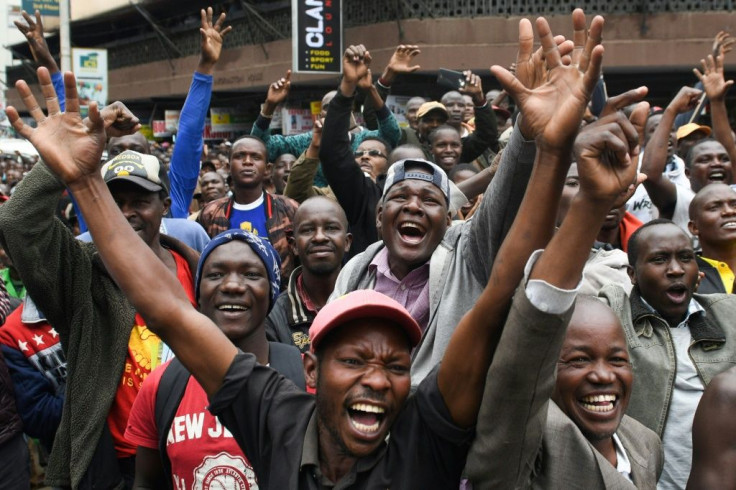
309, 290, 422, 352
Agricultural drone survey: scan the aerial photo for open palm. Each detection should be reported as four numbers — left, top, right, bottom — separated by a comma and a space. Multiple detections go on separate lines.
6, 69, 106, 185
493, 10, 604, 153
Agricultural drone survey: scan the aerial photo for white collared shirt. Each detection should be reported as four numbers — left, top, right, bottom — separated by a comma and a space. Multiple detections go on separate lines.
612, 432, 632, 481
640, 297, 706, 490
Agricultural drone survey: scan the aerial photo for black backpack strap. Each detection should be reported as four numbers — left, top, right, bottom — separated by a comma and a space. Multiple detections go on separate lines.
268, 342, 306, 390
154, 358, 191, 490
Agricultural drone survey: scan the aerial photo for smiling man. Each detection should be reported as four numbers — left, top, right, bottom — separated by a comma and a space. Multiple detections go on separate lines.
689, 183, 736, 294
469, 295, 663, 488
6, 9, 610, 487
641, 56, 736, 235
599, 219, 736, 489
266, 197, 353, 352
326, 44, 539, 387
125, 230, 304, 489
197, 135, 298, 284
429, 125, 463, 173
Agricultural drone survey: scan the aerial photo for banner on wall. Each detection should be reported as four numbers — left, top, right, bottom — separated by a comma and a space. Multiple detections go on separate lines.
281, 108, 314, 135
210, 108, 250, 133
21, 0, 58, 17
152, 120, 169, 138
203, 119, 236, 141
164, 110, 180, 134
385, 95, 412, 128
291, 0, 342, 74
72, 48, 107, 107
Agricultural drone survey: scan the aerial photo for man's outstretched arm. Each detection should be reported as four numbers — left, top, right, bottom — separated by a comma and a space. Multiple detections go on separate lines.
168, 7, 231, 218
641, 86, 701, 218
437, 9, 605, 428
6, 68, 236, 397
694, 53, 736, 165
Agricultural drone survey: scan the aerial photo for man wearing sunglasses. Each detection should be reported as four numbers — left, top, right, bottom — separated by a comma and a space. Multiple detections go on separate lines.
354, 138, 390, 183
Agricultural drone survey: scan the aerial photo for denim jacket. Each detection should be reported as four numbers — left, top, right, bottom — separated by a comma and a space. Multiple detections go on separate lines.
600, 284, 736, 436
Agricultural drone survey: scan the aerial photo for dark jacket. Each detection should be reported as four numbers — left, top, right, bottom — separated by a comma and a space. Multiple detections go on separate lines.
0, 302, 65, 450
319, 89, 384, 259
197, 192, 298, 285
0, 162, 200, 489
0, 280, 20, 446
696, 255, 730, 294
265, 267, 315, 353
0, 349, 22, 446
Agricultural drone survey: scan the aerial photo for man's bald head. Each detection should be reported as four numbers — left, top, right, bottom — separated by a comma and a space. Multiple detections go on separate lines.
389, 145, 425, 164
294, 196, 348, 230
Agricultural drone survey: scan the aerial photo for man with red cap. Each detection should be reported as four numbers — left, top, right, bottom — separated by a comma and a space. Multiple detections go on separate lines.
5, 8, 616, 488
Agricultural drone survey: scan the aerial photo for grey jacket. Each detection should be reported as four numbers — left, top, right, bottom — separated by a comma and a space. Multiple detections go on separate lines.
466, 286, 663, 489
600, 284, 736, 436
330, 123, 536, 386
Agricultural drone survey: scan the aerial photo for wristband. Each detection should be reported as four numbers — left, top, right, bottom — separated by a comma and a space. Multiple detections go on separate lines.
378, 77, 392, 88
260, 110, 274, 119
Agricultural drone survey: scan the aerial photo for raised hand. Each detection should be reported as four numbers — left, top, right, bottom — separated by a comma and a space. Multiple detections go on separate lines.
595, 86, 649, 144
667, 86, 703, 113
694, 54, 734, 102
265, 70, 292, 109
513, 27, 572, 94
460, 71, 485, 105
712, 31, 735, 58
340, 45, 371, 96
312, 118, 323, 147
357, 68, 374, 91
91, 101, 141, 138
380, 44, 421, 85
493, 9, 603, 153
574, 103, 648, 206
5, 68, 106, 185
14, 10, 58, 71
198, 6, 232, 74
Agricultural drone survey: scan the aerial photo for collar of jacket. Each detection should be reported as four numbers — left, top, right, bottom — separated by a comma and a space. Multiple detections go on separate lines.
284, 266, 315, 326
629, 287, 725, 349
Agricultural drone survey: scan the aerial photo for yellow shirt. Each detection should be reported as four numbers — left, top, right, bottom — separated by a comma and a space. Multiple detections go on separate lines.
701, 256, 735, 294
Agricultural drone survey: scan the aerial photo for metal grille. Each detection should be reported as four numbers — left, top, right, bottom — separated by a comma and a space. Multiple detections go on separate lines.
66, 0, 736, 70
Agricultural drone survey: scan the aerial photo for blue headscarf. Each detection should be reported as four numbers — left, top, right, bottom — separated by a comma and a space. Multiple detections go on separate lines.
194, 229, 281, 311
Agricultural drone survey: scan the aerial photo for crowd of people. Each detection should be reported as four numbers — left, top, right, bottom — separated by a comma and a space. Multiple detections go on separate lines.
1, 5, 736, 490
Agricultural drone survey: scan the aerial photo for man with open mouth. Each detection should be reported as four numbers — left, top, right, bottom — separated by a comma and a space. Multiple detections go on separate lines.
4, 7, 612, 488
328, 41, 539, 388
600, 218, 736, 489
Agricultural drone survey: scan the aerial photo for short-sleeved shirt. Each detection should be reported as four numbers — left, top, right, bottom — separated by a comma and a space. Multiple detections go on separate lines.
208, 353, 473, 489
126, 361, 259, 489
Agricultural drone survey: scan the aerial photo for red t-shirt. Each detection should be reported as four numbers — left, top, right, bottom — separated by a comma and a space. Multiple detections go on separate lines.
108, 249, 196, 458
125, 361, 259, 489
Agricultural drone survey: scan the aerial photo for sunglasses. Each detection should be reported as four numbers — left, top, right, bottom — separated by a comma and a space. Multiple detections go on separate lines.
354, 149, 387, 159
